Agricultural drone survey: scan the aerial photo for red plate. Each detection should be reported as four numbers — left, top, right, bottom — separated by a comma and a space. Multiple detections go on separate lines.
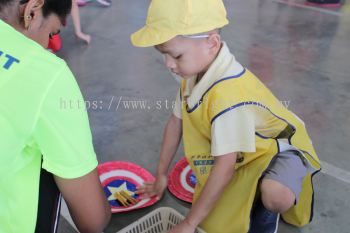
168, 158, 197, 203
98, 161, 158, 213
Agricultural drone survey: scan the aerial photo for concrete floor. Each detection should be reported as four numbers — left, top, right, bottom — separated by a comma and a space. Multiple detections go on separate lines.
57, 0, 350, 232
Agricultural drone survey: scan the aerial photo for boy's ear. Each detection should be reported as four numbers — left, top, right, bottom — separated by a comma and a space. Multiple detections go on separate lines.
22, 0, 45, 29
207, 33, 221, 53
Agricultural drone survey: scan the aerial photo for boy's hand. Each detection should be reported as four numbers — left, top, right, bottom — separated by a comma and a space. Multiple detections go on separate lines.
168, 219, 196, 233
136, 174, 167, 200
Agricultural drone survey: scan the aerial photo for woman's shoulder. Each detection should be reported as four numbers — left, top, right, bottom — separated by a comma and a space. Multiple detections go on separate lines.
1, 21, 67, 76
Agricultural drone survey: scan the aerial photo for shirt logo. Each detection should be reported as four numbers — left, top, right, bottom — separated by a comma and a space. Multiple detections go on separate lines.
193, 160, 214, 166
0, 50, 20, 70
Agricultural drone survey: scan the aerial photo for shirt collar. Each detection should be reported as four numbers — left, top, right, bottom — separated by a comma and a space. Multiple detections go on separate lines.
184, 42, 244, 108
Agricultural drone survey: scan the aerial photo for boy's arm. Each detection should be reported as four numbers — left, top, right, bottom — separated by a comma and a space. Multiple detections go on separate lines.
157, 114, 183, 176
170, 152, 237, 233
136, 114, 182, 199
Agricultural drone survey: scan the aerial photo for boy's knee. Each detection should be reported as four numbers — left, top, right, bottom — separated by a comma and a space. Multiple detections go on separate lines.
260, 179, 295, 213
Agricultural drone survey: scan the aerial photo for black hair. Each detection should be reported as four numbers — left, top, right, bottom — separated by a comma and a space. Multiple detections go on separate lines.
0, 0, 13, 5
0, 0, 16, 11
0, 0, 72, 23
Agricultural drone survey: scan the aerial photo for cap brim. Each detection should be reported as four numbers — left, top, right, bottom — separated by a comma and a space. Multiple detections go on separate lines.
131, 26, 177, 47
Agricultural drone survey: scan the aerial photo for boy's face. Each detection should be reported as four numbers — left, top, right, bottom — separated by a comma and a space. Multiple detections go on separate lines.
155, 34, 221, 79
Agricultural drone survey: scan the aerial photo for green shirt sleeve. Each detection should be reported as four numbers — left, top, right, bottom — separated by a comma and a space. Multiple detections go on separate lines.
33, 64, 98, 179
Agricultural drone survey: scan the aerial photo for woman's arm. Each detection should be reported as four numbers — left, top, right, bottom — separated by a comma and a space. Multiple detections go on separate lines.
54, 169, 111, 233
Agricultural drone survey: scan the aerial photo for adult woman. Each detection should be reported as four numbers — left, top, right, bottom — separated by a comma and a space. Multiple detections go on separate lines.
0, 0, 111, 232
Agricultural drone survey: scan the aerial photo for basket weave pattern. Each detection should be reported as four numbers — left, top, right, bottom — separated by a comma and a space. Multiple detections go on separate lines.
117, 207, 205, 233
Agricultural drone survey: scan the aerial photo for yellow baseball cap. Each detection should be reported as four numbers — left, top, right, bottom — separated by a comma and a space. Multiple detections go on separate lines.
131, 0, 229, 47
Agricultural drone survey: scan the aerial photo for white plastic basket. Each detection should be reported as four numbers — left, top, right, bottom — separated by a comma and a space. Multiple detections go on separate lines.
117, 207, 206, 233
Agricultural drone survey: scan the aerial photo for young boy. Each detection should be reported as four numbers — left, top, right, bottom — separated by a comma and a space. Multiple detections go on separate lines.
131, 0, 321, 232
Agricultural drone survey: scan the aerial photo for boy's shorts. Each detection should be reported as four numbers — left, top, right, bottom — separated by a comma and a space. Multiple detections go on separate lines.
263, 150, 309, 203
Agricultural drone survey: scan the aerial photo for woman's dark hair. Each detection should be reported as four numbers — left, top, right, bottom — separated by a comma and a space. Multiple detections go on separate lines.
0, 0, 14, 7
0, 0, 72, 23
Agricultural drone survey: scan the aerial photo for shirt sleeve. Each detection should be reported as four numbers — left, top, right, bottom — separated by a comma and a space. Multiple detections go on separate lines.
33, 64, 98, 179
211, 106, 256, 156
173, 88, 182, 119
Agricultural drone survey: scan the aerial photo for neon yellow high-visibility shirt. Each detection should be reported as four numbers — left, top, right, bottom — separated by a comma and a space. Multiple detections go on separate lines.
0, 20, 98, 233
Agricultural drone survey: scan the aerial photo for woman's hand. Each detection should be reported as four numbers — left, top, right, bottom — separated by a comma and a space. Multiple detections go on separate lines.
136, 174, 167, 200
